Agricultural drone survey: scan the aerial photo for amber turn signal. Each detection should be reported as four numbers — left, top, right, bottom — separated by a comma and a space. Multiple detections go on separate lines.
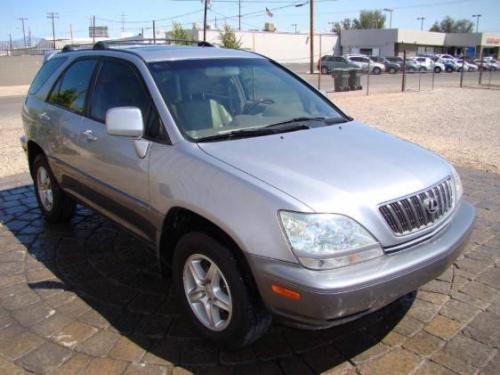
271, 284, 301, 300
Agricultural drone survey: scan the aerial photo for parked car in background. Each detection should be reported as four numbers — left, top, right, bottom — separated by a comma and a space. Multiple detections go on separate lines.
369, 56, 400, 74
344, 55, 385, 74
437, 58, 460, 73
455, 59, 479, 72
473, 59, 498, 71
318, 55, 360, 74
435, 54, 456, 61
412, 57, 434, 72
432, 60, 446, 73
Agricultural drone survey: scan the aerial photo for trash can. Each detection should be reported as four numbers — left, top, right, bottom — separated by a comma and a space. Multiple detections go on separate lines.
348, 69, 363, 90
331, 69, 350, 92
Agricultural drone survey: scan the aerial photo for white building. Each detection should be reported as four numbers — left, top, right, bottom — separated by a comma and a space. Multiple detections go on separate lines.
340, 29, 500, 57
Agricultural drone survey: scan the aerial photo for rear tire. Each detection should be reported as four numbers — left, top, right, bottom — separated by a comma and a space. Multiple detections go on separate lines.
373, 67, 382, 75
173, 232, 271, 348
434, 66, 442, 73
388, 67, 397, 74
320, 66, 329, 75
33, 154, 75, 223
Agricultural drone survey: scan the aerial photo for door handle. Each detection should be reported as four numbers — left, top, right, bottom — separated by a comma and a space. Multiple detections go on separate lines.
82, 129, 97, 142
39, 112, 50, 122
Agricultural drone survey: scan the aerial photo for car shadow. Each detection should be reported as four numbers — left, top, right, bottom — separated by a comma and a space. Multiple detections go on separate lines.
0, 175, 415, 374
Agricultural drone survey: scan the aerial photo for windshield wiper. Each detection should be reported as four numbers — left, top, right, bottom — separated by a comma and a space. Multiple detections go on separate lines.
197, 123, 309, 142
265, 116, 350, 128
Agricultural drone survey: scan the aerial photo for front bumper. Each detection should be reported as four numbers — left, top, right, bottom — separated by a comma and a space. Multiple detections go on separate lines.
249, 201, 475, 329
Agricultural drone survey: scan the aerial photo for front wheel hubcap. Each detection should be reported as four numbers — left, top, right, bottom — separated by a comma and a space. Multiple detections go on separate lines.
37, 166, 53, 211
183, 254, 233, 331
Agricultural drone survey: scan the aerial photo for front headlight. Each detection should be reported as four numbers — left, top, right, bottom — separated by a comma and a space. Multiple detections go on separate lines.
451, 166, 463, 202
279, 212, 383, 270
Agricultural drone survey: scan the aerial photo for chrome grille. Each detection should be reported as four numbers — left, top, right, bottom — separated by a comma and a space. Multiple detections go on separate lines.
379, 177, 455, 236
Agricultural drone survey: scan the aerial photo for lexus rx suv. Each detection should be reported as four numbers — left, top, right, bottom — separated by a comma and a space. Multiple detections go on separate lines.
21, 42, 475, 347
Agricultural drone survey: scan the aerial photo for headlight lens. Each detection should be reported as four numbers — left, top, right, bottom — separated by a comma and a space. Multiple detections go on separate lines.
451, 166, 463, 202
279, 212, 383, 270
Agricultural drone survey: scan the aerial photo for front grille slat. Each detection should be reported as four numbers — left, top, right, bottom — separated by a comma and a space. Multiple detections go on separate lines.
379, 177, 455, 236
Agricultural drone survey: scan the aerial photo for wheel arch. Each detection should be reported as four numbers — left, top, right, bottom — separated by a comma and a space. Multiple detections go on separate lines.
158, 207, 259, 291
27, 140, 45, 178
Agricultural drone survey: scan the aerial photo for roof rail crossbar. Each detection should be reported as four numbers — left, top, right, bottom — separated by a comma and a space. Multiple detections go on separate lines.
92, 38, 214, 50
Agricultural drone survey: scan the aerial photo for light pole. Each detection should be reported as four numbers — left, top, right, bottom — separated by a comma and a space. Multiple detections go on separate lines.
472, 14, 481, 32
383, 8, 393, 28
291, 24, 298, 33
417, 17, 425, 31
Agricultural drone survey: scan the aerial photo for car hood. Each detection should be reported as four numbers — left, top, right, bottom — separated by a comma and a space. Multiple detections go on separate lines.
198, 121, 452, 215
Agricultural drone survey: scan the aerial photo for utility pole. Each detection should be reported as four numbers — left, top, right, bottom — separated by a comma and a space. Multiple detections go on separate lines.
291, 24, 298, 33
28, 28, 31, 47
153, 20, 156, 43
309, 0, 314, 74
9, 33, 13, 53
120, 13, 126, 33
47, 12, 59, 49
417, 17, 425, 31
203, 0, 208, 41
472, 14, 481, 32
92, 15, 96, 43
238, 0, 241, 31
383, 8, 394, 28
18, 17, 28, 47
70, 24, 74, 43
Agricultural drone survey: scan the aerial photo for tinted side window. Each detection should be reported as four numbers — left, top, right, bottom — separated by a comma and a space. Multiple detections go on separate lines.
29, 57, 67, 96
90, 60, 149, 122
48, 59, 97, 113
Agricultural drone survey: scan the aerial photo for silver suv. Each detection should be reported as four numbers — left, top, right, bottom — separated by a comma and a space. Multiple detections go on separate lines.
21, 42, 475, 347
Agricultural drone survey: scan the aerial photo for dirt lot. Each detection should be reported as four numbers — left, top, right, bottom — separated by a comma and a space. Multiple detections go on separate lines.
1, 87, 499, 178
333, 88, 500, 173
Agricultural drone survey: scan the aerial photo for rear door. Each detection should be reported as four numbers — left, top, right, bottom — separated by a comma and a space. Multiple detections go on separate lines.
75, 57, 161, 241
45, 58, 98, 187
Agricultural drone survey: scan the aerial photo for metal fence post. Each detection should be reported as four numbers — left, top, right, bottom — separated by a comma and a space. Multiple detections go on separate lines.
431, 63, 435, 90
478, 49, 484, 85
459, 53, 465, 88
317, 34, 322, 90
366, 61, 370, 96
401, 49, 406, 92
418, 66, 422, 92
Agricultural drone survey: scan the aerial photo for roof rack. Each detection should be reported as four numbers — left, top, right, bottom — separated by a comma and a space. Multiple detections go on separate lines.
61, 38, 214, 54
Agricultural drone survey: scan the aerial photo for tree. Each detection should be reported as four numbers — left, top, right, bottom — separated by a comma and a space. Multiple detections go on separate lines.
332, 18, 352, 34
428, 16, 473, 33
219, 25, 242, 49
352, 10, 386, 29
170, 22, 192, 44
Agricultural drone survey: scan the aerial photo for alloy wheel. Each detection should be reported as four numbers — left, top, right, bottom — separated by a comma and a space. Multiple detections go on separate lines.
37, 166, 53, 211
182, 254, 233, 331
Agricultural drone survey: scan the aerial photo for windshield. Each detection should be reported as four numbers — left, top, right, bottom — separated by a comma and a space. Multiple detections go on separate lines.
149, 58, 345, 141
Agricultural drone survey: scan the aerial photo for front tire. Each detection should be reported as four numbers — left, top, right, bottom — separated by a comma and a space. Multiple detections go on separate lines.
434, 66, 442, 73
33, 154, 75, 223
372, 67, 382, 75
173, 232, 271, 347
388, 67, 397, 74
320, 66, 329, 75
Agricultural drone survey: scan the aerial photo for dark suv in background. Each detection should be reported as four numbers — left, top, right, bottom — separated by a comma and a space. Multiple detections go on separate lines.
369, 56, 400, 74
318, 55, 360, 74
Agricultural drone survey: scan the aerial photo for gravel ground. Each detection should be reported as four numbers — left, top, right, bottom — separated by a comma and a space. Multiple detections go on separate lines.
333, 87, 500, 173
0, 87, 499, 178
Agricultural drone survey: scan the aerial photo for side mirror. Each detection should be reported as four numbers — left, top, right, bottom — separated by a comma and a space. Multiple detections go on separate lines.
106, 107, 144, 138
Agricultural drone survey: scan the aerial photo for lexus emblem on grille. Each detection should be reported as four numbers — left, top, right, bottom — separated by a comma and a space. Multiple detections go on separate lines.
423, 196, 439, 214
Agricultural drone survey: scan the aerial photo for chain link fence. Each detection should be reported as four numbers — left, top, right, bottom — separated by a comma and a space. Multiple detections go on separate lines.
297, 49, 500, 96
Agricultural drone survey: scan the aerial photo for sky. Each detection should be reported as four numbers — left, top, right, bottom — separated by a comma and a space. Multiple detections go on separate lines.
2, 0, 499, 41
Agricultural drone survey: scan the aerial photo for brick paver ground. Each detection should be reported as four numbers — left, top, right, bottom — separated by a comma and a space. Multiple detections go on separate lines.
0, 167, 498, 374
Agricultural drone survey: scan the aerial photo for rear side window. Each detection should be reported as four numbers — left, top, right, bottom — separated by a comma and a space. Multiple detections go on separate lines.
48, 59, 97, 114
28, 57, 67, 96
89, 60, 149, 122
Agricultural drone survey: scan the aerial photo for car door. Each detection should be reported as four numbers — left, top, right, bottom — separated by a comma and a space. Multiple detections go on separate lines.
75, 58, 159, 241
45, 58, 99, 188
